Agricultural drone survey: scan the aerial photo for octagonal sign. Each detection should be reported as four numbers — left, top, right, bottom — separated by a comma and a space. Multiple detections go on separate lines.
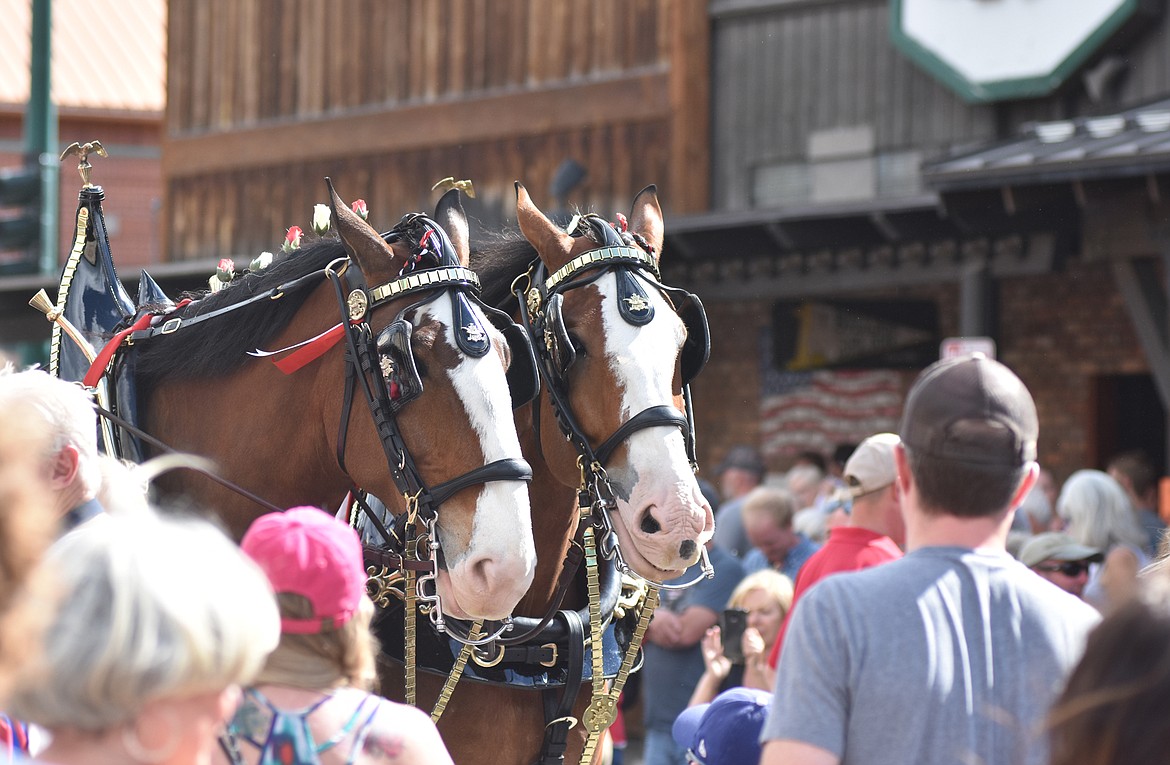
890, 0, 1145, 103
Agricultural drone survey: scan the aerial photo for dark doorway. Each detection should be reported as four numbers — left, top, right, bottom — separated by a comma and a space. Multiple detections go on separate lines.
1092, 374, 1166, 472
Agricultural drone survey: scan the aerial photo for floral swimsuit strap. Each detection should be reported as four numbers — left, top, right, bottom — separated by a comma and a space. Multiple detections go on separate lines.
230, 688, 378, 765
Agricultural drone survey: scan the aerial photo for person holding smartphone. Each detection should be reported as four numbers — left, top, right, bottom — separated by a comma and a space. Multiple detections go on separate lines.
687, 569, 794, 707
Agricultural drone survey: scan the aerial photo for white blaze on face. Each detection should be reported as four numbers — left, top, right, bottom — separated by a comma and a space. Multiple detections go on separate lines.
596, 274, 696, 496
420, 298, 536, 615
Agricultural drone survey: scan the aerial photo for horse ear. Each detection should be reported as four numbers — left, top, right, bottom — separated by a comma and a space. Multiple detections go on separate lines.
326, 178, 406, 273
435, 188, 470, 267
629, 184, 664, 261
515, 182, 574, 269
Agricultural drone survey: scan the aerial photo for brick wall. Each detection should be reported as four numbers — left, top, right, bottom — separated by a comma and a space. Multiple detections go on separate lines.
691, 282, 960, 480
690, 296, 771, 481
1001, 259, 1149, 484
0, 113, 162, 269
691, 262, 1151, 487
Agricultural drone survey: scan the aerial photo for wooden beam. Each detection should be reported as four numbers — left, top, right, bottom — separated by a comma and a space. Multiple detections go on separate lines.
669, 232, 1055, 301
669, 0, 711, 213
1112, 258, 1170, 411
163, 70, 670, 179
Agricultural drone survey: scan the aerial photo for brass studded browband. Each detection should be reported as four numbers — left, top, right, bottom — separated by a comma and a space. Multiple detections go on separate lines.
370, 266, 481, 304
543, 246, 659, 293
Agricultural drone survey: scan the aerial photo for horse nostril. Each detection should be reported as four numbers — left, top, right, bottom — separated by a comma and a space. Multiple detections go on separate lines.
640, 510, 662, 534
679, 539, 696, 559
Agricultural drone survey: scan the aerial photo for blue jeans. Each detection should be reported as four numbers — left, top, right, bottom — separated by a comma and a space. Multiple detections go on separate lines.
642, 728, 688, 765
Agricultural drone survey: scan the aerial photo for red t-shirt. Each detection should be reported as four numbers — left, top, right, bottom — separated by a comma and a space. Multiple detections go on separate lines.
768, 526, 903, 669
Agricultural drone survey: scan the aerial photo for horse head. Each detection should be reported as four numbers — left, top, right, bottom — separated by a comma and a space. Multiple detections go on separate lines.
514, 183, 714, 581
328, 182, 536, 620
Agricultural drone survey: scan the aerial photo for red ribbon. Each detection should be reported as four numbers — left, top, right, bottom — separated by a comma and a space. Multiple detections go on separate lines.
83, 301, 192, 388
270, 322, 347, 375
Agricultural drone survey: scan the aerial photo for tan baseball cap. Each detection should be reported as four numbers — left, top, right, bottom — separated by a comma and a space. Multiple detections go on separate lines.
1018, 532, 1103, 568
844, 432, 901, 498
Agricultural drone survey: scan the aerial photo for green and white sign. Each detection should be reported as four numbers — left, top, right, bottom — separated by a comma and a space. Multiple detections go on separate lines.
890, 0, 1147, 103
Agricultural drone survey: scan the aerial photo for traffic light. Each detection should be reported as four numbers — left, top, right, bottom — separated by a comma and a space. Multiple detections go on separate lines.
0, 164, 42, 274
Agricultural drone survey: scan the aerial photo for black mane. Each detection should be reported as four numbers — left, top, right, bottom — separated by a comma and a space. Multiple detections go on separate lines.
134, 238, 349, 389
469, 229, 539, 310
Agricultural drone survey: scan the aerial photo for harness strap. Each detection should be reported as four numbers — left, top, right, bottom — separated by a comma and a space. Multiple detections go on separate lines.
532, 609, 585, 765
427, 457, 534, 507
83, 311, 155, 387
493, 527, 585, 646
91, 402, 283, 514
491, 545, 621, 649
336, 338, 359, 477
362, 544, 434, 572
269, 322, 348, 374
350, 491, 398, 550
592, 404, 691, 466
124, 269, 330, 345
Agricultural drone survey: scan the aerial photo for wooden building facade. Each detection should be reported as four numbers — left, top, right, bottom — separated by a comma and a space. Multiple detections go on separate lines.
157, 0, 1170, 484
163, 0, 710, 261
673, 0, 1170, 483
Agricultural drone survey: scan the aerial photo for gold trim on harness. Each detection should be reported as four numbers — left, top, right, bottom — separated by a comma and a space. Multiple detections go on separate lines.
543, 246, 659, 293
50, 206, 91, 376
370, 266, 481, 303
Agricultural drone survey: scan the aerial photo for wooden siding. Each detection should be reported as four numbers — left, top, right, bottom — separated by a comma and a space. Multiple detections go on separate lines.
169, 121, 672, 262
711, 0, 998, 210
710, 0, 1170, 212
164, 0, 708, 260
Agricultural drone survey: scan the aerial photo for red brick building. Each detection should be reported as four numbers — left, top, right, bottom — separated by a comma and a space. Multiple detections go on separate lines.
0, 0, 165, 360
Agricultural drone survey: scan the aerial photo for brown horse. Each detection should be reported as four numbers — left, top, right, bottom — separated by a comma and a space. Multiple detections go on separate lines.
380, 184, 715, 764
131, 184, 537, 621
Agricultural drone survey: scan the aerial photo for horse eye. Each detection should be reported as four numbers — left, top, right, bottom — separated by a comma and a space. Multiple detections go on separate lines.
567, 333, 585, 356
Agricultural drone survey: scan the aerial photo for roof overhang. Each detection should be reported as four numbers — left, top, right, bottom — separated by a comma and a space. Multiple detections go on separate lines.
659, 193, 1064, 301
923, 95, 1170, 262
925, 98, 1170, 192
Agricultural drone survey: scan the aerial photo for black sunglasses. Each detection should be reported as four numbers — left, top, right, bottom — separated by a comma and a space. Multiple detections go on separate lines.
1035, 561, 1091, 577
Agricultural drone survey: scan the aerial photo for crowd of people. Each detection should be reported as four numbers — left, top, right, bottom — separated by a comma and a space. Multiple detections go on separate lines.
4, 352, 1170, 765
657, 354, 1170, 765
0, 365, 452, 765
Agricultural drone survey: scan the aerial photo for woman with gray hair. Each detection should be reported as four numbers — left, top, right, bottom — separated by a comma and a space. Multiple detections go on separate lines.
1057, 469, 1150, 613
6, 510, 280, 765
0, 367, 103, 531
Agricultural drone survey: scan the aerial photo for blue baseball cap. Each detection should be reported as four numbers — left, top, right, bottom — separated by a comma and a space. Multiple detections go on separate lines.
671, 687, 772, 765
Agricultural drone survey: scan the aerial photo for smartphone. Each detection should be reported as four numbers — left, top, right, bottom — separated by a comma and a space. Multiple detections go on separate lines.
720, 608, 748, 664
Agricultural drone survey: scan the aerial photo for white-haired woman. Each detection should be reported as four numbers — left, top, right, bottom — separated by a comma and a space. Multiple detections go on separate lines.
6, 510, 280, 765
1057, 469, 1151, 613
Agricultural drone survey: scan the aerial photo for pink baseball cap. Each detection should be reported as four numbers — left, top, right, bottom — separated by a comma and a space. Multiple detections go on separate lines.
241, 507, 366, 634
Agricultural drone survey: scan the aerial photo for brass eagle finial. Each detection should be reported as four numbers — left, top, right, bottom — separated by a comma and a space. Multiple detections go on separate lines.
431, 176, 476, 198
60, 140, 109, 187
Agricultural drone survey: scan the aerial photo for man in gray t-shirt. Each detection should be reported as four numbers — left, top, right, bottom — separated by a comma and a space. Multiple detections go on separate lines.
761, 355, 1101, 765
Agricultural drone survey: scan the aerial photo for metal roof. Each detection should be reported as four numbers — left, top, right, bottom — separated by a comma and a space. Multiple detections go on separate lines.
0, 0, 166, 113
924, 96, 1170, 191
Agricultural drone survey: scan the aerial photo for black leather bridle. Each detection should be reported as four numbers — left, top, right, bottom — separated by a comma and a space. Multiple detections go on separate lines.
511, 214, 712, 581
332, 214, 537, 587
